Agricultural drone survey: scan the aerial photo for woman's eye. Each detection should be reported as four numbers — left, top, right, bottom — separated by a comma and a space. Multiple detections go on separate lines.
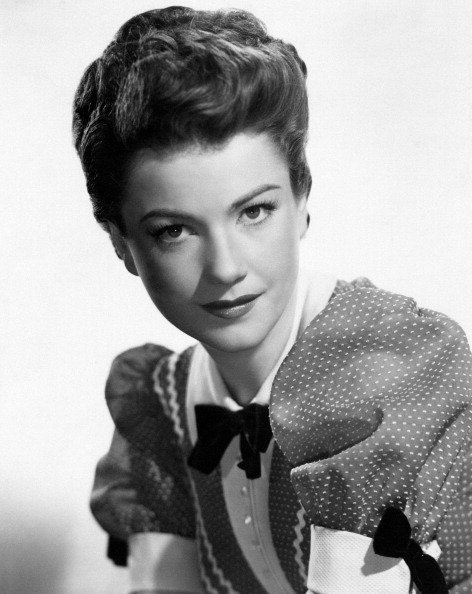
152, 224, 190, 244
166, 226, 183, 238
244, 205, 262, 220
240, 202, 276, 225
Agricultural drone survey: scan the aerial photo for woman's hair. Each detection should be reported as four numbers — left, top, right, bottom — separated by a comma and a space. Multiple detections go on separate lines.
73, 6, 310, 232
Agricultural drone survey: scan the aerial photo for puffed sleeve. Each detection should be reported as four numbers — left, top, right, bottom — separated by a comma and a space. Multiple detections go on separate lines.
90, 344, 202, 591
436, 439, 472, 593
270, 284, 472, 592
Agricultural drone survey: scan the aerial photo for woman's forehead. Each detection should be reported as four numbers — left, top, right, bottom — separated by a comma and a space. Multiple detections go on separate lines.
122, 132, 291, 217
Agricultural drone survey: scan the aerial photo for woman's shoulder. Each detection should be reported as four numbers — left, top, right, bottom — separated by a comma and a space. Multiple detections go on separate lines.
332, 276, 376, 295
273, 277, 472, 466
291, 275, 471, 410
107, 342, 173, 384
321, 276, 468, 345
105, 343, 195, 446
329, 275, 456, 320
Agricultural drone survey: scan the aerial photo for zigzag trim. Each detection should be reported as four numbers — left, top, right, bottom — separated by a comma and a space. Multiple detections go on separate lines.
152, 357, 170, 417
190, 480, 240, 594
152, 352, 185, 444
166, 352, 185, 444
293, 505, 308, 585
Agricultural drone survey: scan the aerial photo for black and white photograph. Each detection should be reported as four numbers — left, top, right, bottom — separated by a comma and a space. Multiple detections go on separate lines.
2, 1, 472, 592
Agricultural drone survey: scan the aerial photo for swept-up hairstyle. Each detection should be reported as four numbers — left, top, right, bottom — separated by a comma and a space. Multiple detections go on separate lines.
73, 6, 311, 232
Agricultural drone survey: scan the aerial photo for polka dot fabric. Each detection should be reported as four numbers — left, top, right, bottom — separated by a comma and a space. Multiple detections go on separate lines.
269, 441, 311, 592
270, 282, 472, 590
100, 344, 197, 539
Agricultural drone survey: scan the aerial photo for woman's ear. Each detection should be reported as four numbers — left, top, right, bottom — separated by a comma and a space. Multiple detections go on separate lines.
297, 195, 309, 239
107, 222, 139, 277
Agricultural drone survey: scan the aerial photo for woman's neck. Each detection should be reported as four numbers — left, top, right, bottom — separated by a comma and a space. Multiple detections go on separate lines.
204, 287, 298, 406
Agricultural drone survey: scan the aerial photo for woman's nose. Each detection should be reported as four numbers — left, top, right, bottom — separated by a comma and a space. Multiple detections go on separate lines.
203, 232, 247, 285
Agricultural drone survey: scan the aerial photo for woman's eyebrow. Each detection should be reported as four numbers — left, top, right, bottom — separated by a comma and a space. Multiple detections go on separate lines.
140, 207, 192, 223
228, 184, 281, 213
139, 184, 281, 223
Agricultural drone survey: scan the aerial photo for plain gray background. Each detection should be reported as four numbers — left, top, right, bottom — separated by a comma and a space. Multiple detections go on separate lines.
2, 1, 472, 592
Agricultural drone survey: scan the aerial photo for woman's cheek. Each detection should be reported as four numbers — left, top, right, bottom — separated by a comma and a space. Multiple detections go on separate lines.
144, 253, 200, 302
264, 221, 299, 270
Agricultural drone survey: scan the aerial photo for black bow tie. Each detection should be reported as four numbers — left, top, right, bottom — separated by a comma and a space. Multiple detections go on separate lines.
373, 507, 447, 593
187, 403, 273, 479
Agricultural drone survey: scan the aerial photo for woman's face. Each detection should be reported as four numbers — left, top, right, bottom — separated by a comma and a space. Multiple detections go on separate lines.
118, 132, 307, 353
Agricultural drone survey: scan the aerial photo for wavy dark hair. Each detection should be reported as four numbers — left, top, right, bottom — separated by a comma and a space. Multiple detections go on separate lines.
73, 6, 310, 232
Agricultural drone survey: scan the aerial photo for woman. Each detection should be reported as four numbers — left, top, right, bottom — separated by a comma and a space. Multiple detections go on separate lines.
73, 6, 471, 593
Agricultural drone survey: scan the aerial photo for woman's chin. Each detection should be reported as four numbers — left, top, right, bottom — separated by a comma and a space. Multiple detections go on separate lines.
196, 324, 269, 354
200, 334, 262, 354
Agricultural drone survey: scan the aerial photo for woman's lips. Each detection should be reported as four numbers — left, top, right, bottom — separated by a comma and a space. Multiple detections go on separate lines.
201, 294, 261, 319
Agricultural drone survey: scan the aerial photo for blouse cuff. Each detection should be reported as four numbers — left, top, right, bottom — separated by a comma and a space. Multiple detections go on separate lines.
307, 525, 441, 594
128, 532, 204, 592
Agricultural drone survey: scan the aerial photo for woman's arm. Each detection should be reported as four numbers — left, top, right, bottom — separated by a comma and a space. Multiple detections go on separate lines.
92, 430, 204, 593
92, 344, 204, 593
271, 285, 472, 592
436, 439, 472, 592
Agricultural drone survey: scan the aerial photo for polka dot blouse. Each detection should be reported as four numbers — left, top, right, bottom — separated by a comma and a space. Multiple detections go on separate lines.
271, 280, 472, 590
96, 278, 472, 592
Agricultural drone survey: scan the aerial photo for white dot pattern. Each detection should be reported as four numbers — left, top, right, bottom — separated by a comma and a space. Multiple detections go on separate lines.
270, 282, 472, 589
103, 344, 197, 538
96, 280, 472, 591
269, 441, 310, 592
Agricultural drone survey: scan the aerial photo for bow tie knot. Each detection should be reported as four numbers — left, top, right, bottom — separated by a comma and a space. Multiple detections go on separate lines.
187, 403, 273, 479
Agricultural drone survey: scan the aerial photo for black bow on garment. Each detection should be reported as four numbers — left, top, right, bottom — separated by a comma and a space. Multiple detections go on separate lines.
373, 507, 448, 594
187, 403, 273, 479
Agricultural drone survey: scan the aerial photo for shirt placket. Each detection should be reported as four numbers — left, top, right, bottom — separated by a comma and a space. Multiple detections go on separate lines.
221, 438, 295, 594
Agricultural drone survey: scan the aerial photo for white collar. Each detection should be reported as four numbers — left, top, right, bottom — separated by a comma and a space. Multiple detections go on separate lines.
185, 268, 337, 444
